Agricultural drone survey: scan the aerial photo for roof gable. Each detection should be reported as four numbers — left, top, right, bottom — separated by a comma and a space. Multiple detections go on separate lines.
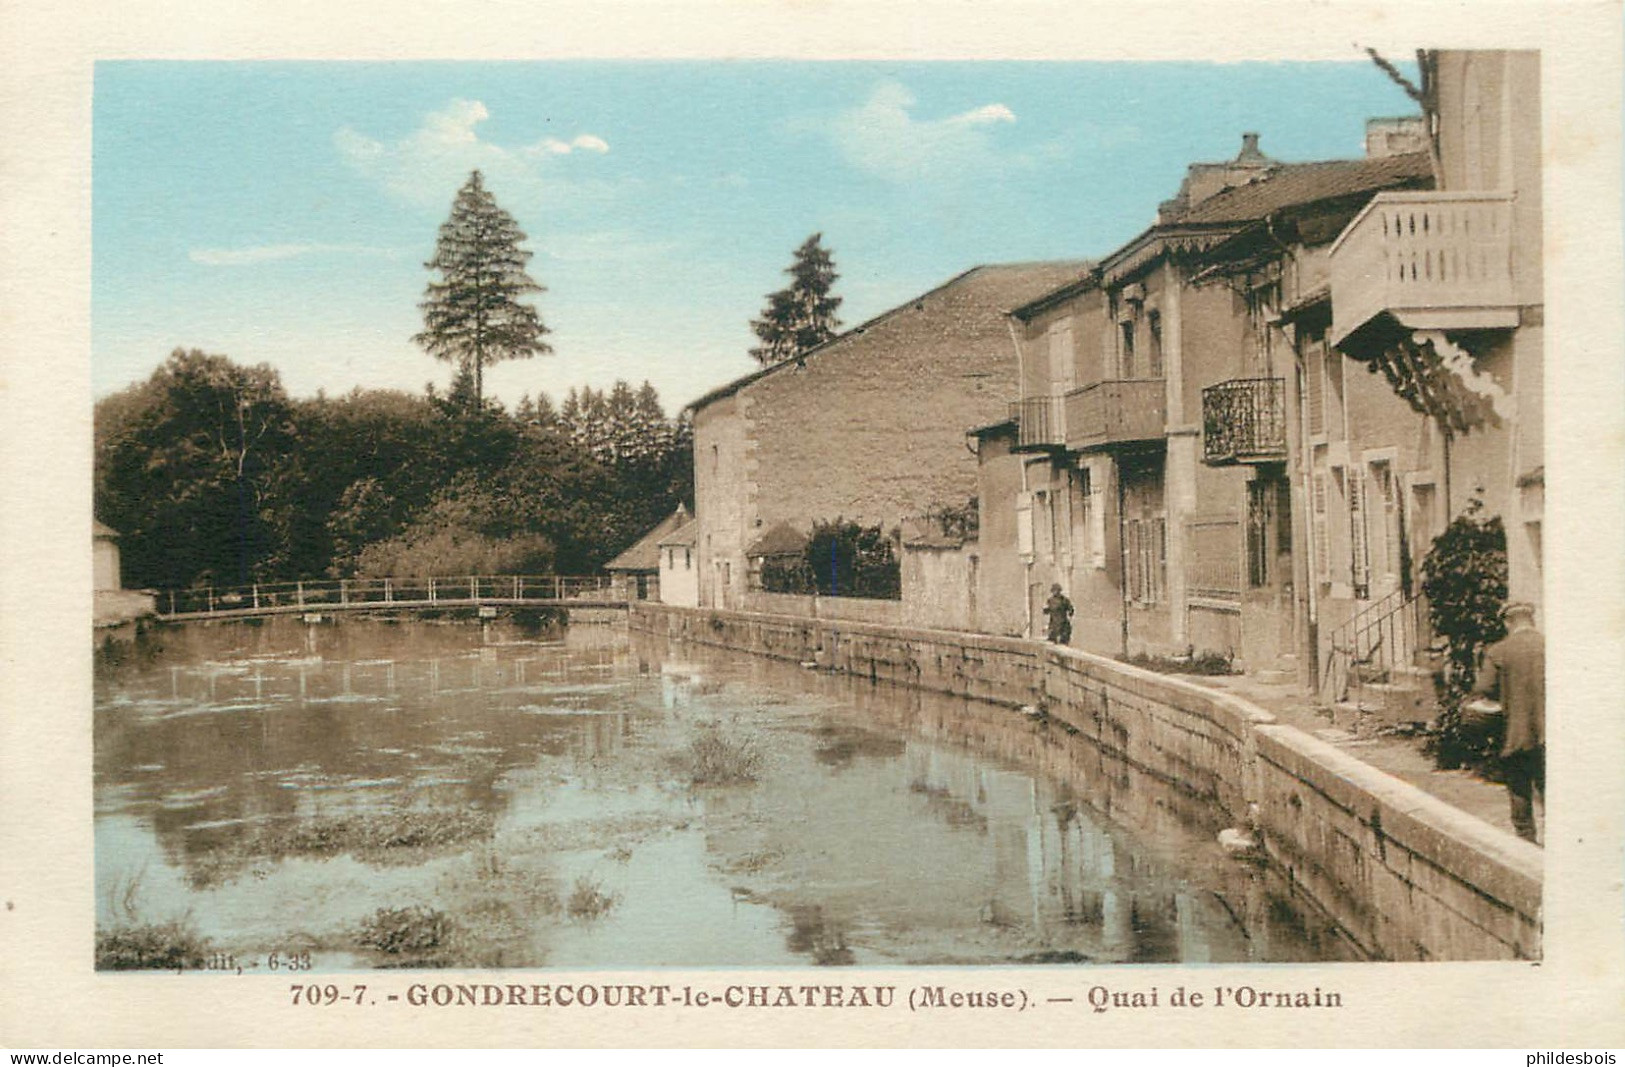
686, 260, 1093, 413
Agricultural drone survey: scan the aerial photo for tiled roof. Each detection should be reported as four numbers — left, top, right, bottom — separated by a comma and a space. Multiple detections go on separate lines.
686, 260, 1094, 413
1165, 152, 1433, 226
657, 518, 698, 549
604, 508, 690, 572
746, 522, 808, 558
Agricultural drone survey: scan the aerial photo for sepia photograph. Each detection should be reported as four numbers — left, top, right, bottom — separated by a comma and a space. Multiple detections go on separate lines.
4, 0, 1623, 1051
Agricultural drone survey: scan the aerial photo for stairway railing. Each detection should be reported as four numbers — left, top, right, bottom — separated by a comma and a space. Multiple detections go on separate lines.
1320, 587, 1429, 707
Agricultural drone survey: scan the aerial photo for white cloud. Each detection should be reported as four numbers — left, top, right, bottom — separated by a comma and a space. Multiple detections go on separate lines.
827, 82, 1019, 183
336, 98, 610, 209
188, 243, 397, 267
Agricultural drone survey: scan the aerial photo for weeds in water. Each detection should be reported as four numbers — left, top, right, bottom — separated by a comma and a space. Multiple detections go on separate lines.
566, 875, 618, 921
96, 919, 212, 971
357, 905, 451, 956
686, 723, 763, 785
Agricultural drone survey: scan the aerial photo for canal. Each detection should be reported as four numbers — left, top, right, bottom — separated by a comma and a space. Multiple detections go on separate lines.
94, 616, 1357, 970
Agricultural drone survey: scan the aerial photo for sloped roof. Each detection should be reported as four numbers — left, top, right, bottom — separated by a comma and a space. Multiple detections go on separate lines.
93, 520, 119, 539
686, 260, 1094, 413
604, 507, 689, 572
746, 521, 808, 558
1164, 152, 1433, 226
657, 518, 698, 549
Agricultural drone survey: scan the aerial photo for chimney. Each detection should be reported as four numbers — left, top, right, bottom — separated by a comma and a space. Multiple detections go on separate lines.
1364, 116, 1428, 158
1237, 132, 1267, 163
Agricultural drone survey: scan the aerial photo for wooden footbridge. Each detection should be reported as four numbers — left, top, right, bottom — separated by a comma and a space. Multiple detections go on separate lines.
154, 575, 630, 622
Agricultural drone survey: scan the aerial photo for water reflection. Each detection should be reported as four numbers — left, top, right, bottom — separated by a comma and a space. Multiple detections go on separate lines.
94, 617, 1355, 970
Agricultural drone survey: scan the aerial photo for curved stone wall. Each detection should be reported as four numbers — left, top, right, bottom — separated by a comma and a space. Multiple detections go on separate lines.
631, 602, 1542, 961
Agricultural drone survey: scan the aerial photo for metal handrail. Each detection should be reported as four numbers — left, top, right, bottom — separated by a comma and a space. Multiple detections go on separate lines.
156, 574, 622, 619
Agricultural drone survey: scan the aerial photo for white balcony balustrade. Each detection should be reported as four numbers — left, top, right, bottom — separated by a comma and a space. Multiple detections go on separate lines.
1329, 192, 1518, 349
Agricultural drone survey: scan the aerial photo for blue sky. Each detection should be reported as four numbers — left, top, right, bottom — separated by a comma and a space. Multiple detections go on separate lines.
93, 60, 1418, 412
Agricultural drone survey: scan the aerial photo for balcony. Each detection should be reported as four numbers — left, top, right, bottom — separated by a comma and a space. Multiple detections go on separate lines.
1202, 377, 1287, 465
1329, 191, 1518, 350
1064, 379, 1166, 453
1009, 395, 1066, 452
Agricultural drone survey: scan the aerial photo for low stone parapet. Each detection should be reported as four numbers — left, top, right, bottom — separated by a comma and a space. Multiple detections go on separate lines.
631, 601, 1543, 961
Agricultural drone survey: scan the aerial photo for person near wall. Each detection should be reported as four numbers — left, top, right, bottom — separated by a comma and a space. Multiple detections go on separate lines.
1043, 584, 1074, 646
1474, 601, 1545, 843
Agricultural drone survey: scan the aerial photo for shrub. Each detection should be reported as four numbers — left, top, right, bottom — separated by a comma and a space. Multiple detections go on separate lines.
1420, 497, 1508, 770
804, 519, 900, 599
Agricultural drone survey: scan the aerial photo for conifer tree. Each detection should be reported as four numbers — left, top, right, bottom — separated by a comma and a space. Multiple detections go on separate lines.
749, 233, 843, 366
415, 170, 551, 408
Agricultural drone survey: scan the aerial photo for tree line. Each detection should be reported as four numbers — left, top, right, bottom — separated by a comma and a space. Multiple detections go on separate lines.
94, 349, 692, 590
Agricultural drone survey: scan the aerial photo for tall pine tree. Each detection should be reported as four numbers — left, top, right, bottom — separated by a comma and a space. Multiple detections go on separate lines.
749, 233, 843, 366
415, 170, 551, 408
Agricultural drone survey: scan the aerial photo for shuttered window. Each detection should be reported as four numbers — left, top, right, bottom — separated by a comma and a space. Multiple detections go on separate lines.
1312, 471, 1331, 584
1306, 344, 1327, 437
1348, 466, 1370, 599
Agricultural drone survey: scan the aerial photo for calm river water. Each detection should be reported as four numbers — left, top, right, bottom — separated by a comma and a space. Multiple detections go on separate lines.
94, 616, 1355, 969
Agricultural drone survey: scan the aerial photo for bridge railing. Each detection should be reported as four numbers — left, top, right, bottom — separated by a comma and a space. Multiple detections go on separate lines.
157, 575, 619, 617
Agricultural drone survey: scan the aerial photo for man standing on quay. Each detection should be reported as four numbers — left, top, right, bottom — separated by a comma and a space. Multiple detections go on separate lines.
1475, 601, 1546, 843
1043, 584, 1073, 646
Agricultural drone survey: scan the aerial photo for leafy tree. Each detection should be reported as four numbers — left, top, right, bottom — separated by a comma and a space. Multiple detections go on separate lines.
749, 233, 843, 366
415, 170, 551, 407
94, 348, 296, 588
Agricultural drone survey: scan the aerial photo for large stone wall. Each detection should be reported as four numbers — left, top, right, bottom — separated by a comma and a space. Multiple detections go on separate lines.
631, 601, 1543, 961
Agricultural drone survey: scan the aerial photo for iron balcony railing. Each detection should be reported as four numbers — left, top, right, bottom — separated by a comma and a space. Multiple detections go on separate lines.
1202, 377, 1288, 465
1328, 191, 1518, 348
1009, 394, 1067, 451
1064, 378, 1166, 453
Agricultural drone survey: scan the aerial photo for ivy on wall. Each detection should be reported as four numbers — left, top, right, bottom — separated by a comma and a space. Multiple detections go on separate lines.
1419, 496, 1508, 770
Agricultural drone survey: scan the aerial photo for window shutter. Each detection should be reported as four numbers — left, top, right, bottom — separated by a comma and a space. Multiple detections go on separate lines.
1306, 346, 1326, 437
1312, 472, 1330, 584
1348, 466, 1370, 598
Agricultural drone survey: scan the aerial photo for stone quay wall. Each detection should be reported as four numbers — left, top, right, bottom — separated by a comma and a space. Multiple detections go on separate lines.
630, 602, 1542, 961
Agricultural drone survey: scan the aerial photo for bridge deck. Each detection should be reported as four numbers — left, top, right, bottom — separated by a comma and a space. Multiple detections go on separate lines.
158, 597, 629, 622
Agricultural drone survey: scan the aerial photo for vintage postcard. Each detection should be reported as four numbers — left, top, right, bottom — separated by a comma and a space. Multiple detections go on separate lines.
2, 0, 1622, 1050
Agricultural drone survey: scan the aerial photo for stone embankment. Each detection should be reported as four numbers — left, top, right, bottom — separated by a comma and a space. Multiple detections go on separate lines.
631, 602, 1542, 961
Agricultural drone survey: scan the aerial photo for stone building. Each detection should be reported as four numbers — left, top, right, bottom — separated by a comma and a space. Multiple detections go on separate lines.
688, 261, 1092, 611
991, 133, 1430, 673
604, 505, 693, 603
986, 50, 1542, 710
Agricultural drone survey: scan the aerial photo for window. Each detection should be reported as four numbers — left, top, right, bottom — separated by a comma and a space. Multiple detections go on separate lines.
684, 548, 692, 570
1312, 471, 1331, 584
1348, 466, 1370, 599
1147, 310, 1163, 377
1247, 480, 1274, 588
1120, 319, 1137, 378
1305, 336, 1327, 437
1016, 493, 1034, 557
1047, 320, 1076, 396
1125, 516, 1166, 604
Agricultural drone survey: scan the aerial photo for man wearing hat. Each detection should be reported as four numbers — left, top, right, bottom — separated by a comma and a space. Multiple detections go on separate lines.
1474, 601, 1545, 842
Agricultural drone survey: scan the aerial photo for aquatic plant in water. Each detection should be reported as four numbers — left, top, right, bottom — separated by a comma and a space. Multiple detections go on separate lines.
566, 875, 618, 920
95, 920, 212, 971
357, 905, 451, 956
686, 723, 763, 785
